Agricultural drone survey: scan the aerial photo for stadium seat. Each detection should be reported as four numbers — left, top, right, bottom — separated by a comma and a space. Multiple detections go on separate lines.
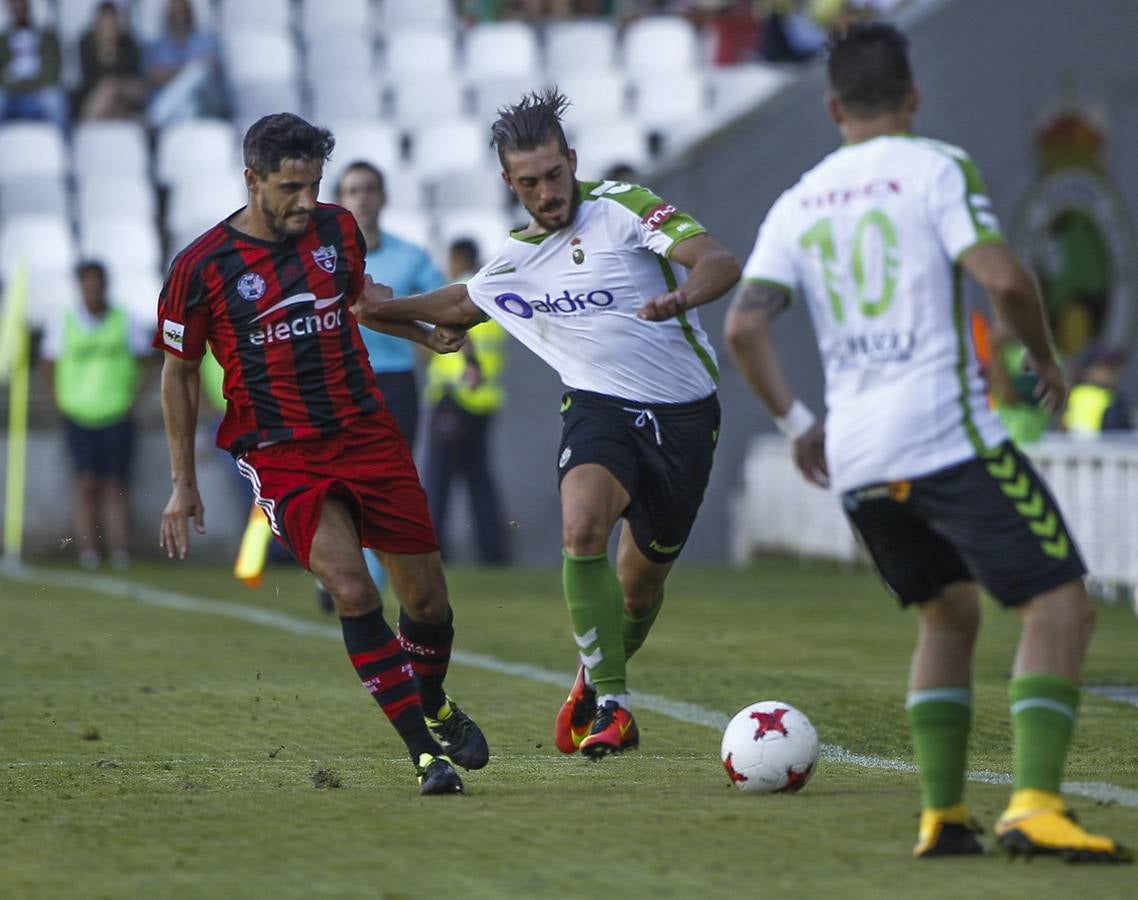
568, 122, 650, 180
464, 22, 540, 79
79, 216, 163, 279
545, 19, 618, 81
0, 215, 77, 279
408, 120, 491, 179
558, 73, 629, 126
389, 79, 468, 129
231, 82, 305, 138
426, 166, 512, 213
306, 30, 375, 84
166, 171, 246, 242
155, 118, 238, 187
382, 28, 458, 83
378, 0, 455, 30
77, 175, 157, 224
300, 0, 372, 33
708, 65, 793, 118
379, 169, 427, 213
622, 16, 701, 75
23, 268, 81, 330
470, 75, 541, 126
134, 0, 213, 42
72, 121, 149, 181
435, 209, 516, 265
322, 120, 402, 185
57, 0, 126, 47
311, 78, 383, 123
380, 207, 433, 249
223, 30, 299, 87
0, 122, 67, 183
109, 268, 163, 326
0, 175, 68, 220
219, 0, 292, 33
631, 74, 709, 130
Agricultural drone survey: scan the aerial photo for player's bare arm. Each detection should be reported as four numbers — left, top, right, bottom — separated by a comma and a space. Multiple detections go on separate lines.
158, 352, 206, 559
725, 281, 828, 488
636, 234, 741, 322
962, 242, 1067, 412
351, 279, 485, 329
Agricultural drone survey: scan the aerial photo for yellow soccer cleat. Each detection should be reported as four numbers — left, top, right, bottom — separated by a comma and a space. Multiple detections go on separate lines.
996, 790, 1132, 863
913, 804, 986, 858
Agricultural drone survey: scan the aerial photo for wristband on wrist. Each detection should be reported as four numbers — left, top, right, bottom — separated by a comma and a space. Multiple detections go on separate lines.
774, 399, 816, 440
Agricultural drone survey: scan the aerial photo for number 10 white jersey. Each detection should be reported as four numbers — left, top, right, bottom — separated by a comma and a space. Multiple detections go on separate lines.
743, 134, 1009, 494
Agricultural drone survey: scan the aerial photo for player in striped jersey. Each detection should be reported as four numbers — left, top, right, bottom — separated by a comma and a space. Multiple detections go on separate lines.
726, 24, 1129, 862
154, 113, 487, 795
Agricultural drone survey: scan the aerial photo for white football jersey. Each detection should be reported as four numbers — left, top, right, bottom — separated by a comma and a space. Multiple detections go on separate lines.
743, 134, 1008, 493
465, 180, 719, 404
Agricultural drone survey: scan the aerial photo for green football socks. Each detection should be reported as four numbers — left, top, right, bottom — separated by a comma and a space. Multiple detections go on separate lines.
622, 590, 663, 661
1009, 673, 1080, 792
906, 688, 972, 810
562, 551, 626, 696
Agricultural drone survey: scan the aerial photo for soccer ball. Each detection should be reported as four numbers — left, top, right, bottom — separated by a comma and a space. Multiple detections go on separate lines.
720, 700, 819, 794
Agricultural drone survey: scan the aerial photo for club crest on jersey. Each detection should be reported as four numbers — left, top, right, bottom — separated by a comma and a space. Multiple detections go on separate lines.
237, 272, 266, 301
311, 245, 338, 274
572, 248, 585, 265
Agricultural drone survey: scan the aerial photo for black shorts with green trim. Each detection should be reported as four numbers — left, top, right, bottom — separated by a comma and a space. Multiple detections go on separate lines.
841, 441, 1086, 608
556, 389, 720, 564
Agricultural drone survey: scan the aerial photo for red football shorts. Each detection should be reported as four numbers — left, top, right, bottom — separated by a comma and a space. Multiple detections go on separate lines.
235, 409, 438, 569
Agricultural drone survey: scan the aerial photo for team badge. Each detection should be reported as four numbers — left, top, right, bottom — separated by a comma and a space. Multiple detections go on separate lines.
237, 272, 266, 301
571, 237, 585, 266
311, 245, 338, 273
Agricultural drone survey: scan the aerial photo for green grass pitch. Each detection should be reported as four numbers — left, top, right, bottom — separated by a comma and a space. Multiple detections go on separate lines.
1, 559, 1135, 898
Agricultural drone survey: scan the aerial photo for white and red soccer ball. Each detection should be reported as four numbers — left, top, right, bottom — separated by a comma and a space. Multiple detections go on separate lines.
720, 700, 819, 794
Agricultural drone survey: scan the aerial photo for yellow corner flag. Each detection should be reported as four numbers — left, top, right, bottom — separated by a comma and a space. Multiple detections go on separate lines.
0, 264, 31, 564
234, 503, 273, 588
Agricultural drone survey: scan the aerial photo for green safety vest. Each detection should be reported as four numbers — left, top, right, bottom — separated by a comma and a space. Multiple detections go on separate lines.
425, 320, 507, 415
54, 307, 139, 427
1063, 384, 1114, 435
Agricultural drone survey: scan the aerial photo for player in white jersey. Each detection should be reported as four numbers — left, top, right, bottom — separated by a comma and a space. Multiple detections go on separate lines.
726, 24, 1129, 863
352, 89, 740, 759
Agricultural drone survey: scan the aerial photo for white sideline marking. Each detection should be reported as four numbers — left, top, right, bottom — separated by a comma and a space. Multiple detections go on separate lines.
4, 564, 1137, 808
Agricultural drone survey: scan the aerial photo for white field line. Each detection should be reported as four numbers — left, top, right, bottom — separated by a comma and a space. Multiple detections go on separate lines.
4, 563, 1137, 808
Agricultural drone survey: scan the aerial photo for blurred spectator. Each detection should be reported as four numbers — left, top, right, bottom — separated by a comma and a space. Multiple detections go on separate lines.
40, 261, 153, 568
688, 0, 761, 65
604, 161, 639, 183
1062, 345, 1131, 436
423, 238, 510, 565
0, 0, 66, 127
75, 1, 147, 121
986, 322, 1052, 447
144, 0, 225, 128
759, 1, 827, 62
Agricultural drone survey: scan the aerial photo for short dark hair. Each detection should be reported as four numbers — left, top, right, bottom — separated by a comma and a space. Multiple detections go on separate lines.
242, 113, 335, 177
827, 23, 913, 117
449, 238, 479, 269
489, 87, 571, 168
337, 160, 385, 198
76, 260, 107, 282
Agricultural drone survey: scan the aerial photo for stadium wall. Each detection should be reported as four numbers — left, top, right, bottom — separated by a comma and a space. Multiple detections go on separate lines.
7, 0, 1138, 566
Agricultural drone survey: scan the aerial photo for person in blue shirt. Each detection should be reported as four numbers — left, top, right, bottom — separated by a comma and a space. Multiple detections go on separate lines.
315, 160, 445, 609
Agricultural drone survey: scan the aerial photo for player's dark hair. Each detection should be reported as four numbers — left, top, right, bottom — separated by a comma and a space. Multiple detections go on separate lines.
337, 160, 385, 199
76, 259, 107, 283
489, 88, 571, 168
827, 22, 913, 117
243, 113, 335, 177
449, 238, 479, 270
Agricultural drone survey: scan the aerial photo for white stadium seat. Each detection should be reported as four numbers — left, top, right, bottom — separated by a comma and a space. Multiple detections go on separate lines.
156, 118, 238, 187
0, 122, 67, 182
223, 30, 299, 87
80, 216, 163, 278
220, 0, 292, 32
435, 209, 515, 264
231, 82, 305, 138
378, 0, 455, 30
622, 16, 700, 74
0, 215, 77, 279
568, 122, 649, 180
23, 269, 82, 331
72, 121, 149, 180
558, 73, 629, 126
0, 176, 68, 219
382, 28, 457, 82
134, 0, 212, 42
166, 170, 246, 242
464, 22, 540, 79
545, 19, 618, 80
427, 166, 512, 212
322, 120, 402, 185
77, 175, 157, 223
306, 30, 375, 83
300, 0, 372, 33
380, 208, 433, 249
109, 268, 163, 327
470, 75, 540, 126
409, 120, 491, 178
311, 78, 383, 123
379, 169, 426, 213
632, 74, 708, 130
389, 80, 467, 129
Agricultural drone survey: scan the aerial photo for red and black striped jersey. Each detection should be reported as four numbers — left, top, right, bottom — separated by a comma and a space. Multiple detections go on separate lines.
154, 203, 382, 454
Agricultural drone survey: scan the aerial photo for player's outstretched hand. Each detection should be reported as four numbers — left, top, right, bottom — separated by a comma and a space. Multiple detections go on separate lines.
160, 484, 205, 560
1030, 356, 1068, 413
637, 290, 687, 322
792, 422, 829, 489
427, 325, 467, 354
350, 276, 394, 323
